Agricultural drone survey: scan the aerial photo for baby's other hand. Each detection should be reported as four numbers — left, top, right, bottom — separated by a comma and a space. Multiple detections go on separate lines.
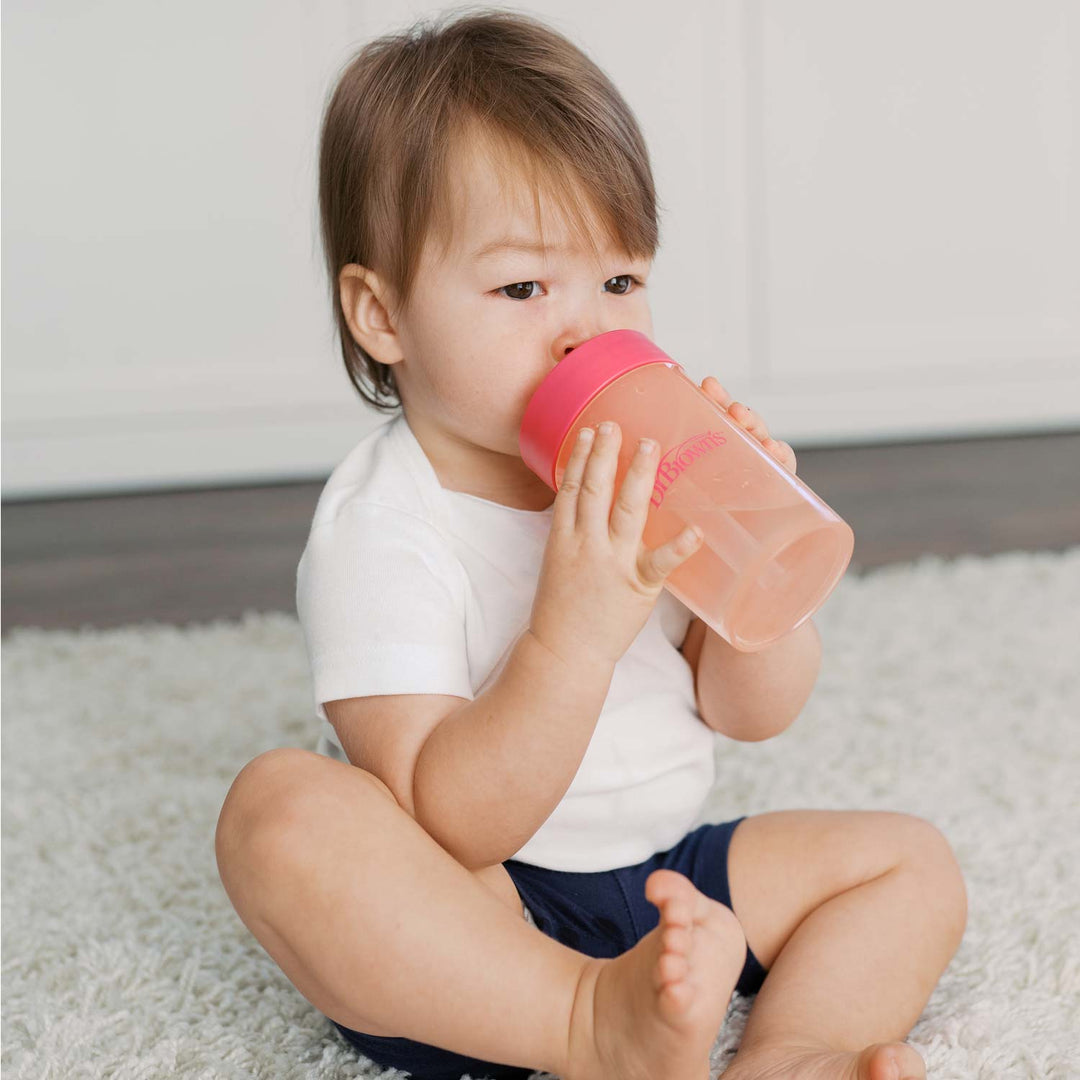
700, 376, 798, 475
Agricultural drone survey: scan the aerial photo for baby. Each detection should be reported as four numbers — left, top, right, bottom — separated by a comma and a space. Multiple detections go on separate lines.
215, 9, 967, 1080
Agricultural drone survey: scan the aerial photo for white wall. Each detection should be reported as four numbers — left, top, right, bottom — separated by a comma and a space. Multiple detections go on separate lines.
3, 0, 1078, 500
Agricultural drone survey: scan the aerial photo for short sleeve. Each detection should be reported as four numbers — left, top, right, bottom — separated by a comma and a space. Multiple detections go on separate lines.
296, 502, 473, 711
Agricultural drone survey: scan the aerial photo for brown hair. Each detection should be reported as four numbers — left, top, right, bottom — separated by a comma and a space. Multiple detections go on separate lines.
317, 5, 662, 412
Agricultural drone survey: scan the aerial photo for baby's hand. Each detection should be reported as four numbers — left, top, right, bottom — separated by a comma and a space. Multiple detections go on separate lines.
528, 421, 704, 669
700, 376, 798, 476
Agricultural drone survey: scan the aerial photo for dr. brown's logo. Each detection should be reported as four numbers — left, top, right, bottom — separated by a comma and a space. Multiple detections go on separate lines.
651, 431, 727, 509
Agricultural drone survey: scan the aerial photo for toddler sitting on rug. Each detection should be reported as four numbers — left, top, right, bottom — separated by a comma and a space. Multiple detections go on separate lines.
215, 10, 967, 1079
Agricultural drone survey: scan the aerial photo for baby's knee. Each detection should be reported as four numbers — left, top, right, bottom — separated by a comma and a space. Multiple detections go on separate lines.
216, 747, 322, 862
899, 814, 969, 934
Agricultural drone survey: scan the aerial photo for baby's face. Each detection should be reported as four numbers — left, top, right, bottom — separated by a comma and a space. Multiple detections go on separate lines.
390, 143, 654, 506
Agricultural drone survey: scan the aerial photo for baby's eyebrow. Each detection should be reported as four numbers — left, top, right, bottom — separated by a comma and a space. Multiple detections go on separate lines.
470, 236, 570, 262
469, 237, 645, 267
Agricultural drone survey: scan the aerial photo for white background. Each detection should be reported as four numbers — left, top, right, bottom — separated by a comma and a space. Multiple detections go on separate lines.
3, 0, 1078, 499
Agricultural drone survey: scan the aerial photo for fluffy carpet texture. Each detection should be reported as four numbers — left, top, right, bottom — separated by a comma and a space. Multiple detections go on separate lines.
3, 546, 1079, 1079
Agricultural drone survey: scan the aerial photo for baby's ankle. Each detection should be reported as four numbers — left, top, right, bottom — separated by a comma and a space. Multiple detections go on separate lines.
561, 957, 608, 1080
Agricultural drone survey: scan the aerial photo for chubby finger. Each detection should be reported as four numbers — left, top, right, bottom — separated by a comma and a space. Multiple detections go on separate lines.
577, 420, 622, 536
609, 434, 660, 551
552, 423, 597, 532
701, 376, 733, 409
763, 438, 798, 474
728, 401, 770, 442
638, 521, 704, 587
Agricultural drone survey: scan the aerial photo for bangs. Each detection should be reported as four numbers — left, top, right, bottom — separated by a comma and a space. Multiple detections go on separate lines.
428, 115, 653, 273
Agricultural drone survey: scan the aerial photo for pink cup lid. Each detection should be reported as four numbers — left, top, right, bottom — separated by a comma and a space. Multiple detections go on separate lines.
519, 329, 678, 491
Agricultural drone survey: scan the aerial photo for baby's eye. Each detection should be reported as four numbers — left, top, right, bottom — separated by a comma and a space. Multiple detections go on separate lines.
495, 275, 644, 301
497, 281, 543, 301
605, 274, 642, 295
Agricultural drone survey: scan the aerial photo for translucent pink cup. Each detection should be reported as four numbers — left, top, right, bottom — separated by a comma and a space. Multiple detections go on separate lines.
520, 329, 855, 652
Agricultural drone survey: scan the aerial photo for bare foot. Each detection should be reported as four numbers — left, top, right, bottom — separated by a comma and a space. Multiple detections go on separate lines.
563, 868, 748, 1080
720, 1039, 926, 1080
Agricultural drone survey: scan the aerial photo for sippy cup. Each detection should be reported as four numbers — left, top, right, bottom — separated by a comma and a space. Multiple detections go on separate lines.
519, 329, 855, 652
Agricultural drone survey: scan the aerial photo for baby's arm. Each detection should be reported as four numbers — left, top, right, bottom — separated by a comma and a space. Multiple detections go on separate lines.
682, 381, 822, 742
413, 629, 615, 870
690, 617, 822, 742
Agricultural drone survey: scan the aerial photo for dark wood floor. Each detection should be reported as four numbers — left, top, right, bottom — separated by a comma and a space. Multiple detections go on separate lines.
3, 430, 1078, 633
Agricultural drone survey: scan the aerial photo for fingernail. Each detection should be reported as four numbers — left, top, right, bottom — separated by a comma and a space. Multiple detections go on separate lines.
637, 438, 657, 454
599, 421, 615, 435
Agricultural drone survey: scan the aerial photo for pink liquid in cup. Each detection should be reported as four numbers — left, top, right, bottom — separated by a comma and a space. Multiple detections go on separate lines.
519, 329, 855, 652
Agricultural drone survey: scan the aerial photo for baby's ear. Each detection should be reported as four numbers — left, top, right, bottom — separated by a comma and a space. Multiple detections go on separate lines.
339, 264, 403, 364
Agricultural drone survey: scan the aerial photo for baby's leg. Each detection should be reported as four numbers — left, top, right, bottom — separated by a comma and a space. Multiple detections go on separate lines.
215, 747, 576, 1074
215, 748, 749, 1080
721, 809, 968, 1080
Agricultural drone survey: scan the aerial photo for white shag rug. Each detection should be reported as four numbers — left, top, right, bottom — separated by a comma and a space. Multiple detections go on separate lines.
3, 547, 1079, 1080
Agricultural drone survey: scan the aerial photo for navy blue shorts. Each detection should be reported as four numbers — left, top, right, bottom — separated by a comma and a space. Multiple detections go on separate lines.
329, 817, 768, 1080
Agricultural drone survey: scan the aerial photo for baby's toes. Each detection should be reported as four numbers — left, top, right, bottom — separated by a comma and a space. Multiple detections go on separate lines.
656, 948, 690, 988
663, 924, 692, 956
645, 869, 696, 921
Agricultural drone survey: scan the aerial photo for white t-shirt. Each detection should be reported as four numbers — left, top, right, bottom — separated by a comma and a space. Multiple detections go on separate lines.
295, 411, 718, 872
